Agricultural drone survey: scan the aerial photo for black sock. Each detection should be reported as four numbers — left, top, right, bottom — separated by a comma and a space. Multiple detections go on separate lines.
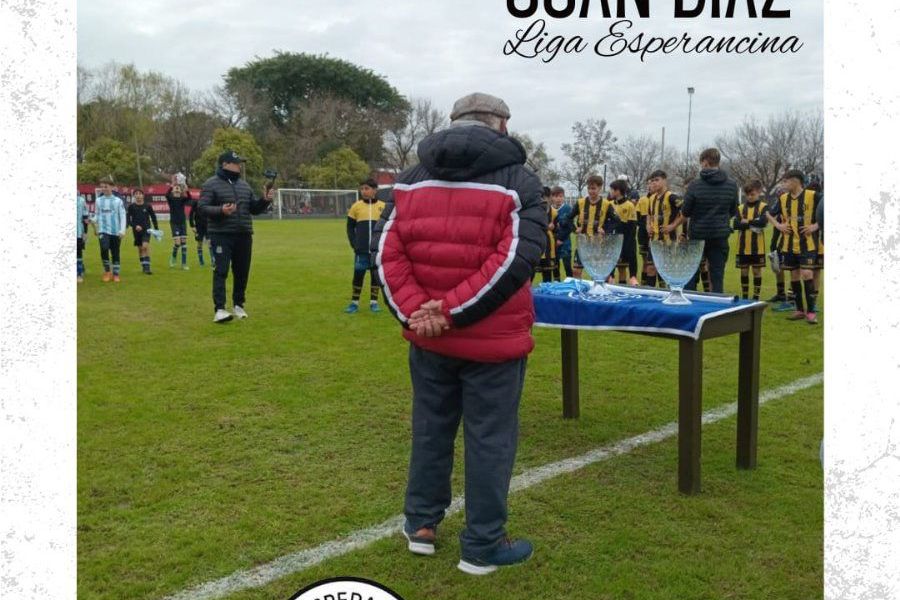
641, 272, 648, 286
646, 274, 657, 287
803, 279, 816, 313
776, 280, 785, 300
701, 269, 711, 292
753, 276, 762, 300
791, 281, 804, 312
740, 274, 749, 299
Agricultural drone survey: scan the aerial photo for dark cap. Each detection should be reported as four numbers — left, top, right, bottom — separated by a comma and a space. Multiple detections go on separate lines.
450, 92, 511, 121
218, 150, 246, 165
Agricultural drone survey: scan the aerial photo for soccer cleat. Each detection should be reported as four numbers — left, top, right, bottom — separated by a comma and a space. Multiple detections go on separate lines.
402, 522, 436, 556
370, 302, 381, 313
144, 270, 153, 275
458, 538, 534, 576
787, 311, 806, 321
169, 256, 176, 268
77, 276, 84, 283
102, 272, 112, 282
772, 301, 795, 312
766, 293, 785, 303
344, 302, 359, 314
113, 275, 120, 283
233, 305, 248, 319
214, 309, 233, 323
806, 312, 818, 325
182, 265, 190, 271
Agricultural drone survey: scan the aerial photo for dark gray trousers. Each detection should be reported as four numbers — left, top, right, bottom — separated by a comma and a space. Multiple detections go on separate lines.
404, 344, 527, 555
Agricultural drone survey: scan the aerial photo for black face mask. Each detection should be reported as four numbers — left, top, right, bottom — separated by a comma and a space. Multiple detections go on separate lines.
217, 167, 241, 182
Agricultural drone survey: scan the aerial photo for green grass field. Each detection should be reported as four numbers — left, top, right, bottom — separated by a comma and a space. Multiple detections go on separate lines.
77, 220, 823, 600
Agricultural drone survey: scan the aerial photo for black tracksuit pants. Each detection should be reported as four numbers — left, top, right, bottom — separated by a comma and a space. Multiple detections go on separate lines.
210, 232, 252, 310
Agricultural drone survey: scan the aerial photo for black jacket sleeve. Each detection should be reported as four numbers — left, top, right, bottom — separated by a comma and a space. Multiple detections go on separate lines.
148, 204, 158, 230
189, 200, 197, 227
347, 217, 357, 248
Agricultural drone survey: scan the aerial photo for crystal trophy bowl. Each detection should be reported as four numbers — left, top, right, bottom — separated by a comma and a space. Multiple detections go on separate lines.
649, 238, 706, 305
576, 233, 623, 297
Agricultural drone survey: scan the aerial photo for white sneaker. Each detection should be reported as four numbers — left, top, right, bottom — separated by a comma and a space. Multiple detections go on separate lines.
233, 305, 248, 319
214, 309, 233, 323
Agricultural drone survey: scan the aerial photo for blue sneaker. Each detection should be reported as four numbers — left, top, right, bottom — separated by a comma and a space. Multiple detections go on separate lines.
370, 302, 381, 313
402, 521, 436, 556
344, 302, 359, 314
458, 537, 534, 575
772, 301, 795, 312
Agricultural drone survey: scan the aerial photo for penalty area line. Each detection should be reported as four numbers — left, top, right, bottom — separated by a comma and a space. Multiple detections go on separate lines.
163, 372, 823, 600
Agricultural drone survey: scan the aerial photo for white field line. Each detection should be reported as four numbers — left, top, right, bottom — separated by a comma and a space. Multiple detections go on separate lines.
163, 373, 823, 600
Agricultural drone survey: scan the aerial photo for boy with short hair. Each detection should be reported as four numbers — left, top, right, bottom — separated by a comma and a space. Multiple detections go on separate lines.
644, 170, 682, 287
573, 175, 622, 279
733, 180, 768, 300
550, 186, 573, 279
167, 184, 190, 270
126, 189, 159, 275
767, 169, 821, 324
609, 179, 638, 284
77, 194, 89, 283
92, 178, 127, 282
345, 178, 386, 313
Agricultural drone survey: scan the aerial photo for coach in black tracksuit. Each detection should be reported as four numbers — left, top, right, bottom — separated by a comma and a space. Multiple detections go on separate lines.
677, 148, 740, 293
198, 150, 274, 323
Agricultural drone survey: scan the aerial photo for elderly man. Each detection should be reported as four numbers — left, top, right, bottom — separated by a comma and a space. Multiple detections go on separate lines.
198, 150, 274, 323
373, 93, 546, 574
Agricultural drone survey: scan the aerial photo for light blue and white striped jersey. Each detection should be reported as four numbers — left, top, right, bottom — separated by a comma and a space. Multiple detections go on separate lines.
77, 195, 88, 237
92, 193, 126, 235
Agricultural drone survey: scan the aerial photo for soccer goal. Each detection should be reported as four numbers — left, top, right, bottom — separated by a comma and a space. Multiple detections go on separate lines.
275, 189, 359, 219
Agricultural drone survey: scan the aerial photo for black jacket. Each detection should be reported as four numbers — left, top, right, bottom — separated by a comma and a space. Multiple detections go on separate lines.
198, 170, 271, 235
682, 168, 739, 240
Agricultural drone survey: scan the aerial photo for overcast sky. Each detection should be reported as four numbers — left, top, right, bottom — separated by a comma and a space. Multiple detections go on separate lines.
78, 0, 822, 164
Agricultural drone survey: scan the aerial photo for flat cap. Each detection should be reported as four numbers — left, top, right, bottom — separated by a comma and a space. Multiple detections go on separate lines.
450, 92, 511, 121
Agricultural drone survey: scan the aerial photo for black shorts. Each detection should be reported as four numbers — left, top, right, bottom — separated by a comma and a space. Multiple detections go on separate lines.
171, 222, 187, 237
133, 231, 151, 246
781, 251, 817, 270
815, 252, 824, 270
735, 254, 766, 269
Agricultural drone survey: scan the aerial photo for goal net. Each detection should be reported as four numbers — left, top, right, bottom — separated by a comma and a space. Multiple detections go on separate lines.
275, 189, 359, 219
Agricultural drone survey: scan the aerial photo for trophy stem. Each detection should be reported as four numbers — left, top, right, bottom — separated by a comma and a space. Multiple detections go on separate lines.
662, 285, 692, 305
586, 281, 613, 296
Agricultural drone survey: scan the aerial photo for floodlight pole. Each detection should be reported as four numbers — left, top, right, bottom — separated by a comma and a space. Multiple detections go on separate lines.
686, 87, 695, 176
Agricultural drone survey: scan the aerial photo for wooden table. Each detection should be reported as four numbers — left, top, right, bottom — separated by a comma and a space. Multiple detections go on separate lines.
539, 288, 766, 495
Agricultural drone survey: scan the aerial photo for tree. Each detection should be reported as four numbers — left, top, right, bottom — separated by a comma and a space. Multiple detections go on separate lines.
77, 137, 151, 185
560, 118, 616, 195
609, 135, 662, 190
298, 146, 371, 189
224, 52, 408, 170
192, 128, 265, 187
383, 98, 448, 172
513, 132, 559, 185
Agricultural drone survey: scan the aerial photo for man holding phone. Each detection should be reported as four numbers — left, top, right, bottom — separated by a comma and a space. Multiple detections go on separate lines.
198, 150, 275, 323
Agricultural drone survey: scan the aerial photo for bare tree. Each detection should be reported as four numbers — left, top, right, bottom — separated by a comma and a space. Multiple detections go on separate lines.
610, 135, 662, 190
560, 118, 616, 195
383, 98, 448, 172
202, 84, 249, 129
512, 132, 559, 185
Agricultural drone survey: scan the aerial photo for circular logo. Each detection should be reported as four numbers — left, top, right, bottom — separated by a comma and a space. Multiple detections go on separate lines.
289, 577, 404, 600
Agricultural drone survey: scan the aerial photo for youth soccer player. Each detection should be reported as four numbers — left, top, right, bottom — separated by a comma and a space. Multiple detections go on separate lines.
92, 178, 127, 282
126, 189, 159, 275
345, 178, 386, 313
550, 186, 573, 279
732, 180, 768, 300
167, 184, 190, 270
77, 194, 89, 283
634, 187, 651, 285
609, 179, 638, 284
573, 175, 622, 279
189, 193, 211, 267
644, 170, 682, 287
537, 186, 559, 282
767, 169, 821, 324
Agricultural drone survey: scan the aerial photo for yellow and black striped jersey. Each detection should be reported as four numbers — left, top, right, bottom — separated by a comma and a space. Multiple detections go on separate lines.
776, 190, 819, 254
734, 200, 768, 256
574, 197, 618, 238
612, 199, 637, 223
635, 195, 650, 219
543, 205, 558, 259
647, 191, 682, 241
